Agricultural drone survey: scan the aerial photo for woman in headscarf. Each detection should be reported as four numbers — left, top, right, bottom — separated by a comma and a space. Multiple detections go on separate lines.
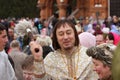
106, 32, 120, 45
86, 43, 116, 80
78, 32, 96, 48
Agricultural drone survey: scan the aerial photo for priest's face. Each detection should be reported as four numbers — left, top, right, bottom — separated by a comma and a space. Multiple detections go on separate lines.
56, 23, 75, 50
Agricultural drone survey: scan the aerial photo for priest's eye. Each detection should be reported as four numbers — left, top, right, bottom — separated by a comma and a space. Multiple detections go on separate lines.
58, 32, 64, 36
67, 31, 72, 35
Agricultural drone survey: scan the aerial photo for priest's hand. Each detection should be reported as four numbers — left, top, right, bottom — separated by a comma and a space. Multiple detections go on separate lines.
29, 41, 43, 61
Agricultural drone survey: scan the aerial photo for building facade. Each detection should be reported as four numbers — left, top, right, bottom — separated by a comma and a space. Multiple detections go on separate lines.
110, 0, 120, 17
37, 0, 120, 20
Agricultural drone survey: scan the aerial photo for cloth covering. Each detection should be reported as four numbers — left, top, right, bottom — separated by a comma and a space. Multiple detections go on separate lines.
0, 50, 17, 80
44, 46, 98, 80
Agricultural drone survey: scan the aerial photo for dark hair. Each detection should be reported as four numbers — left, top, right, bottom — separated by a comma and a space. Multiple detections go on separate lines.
0, 23, 6, 34
42, 46, 53, 58
52, 19, 79, 50
108, 32, 114, 40
86, 44, 114, 68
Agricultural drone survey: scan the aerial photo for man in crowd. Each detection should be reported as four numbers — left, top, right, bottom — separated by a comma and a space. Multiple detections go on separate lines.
0, 23, 17, 80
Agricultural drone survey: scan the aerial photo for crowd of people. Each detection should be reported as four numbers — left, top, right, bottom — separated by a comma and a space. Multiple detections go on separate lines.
0, 15, 120, 80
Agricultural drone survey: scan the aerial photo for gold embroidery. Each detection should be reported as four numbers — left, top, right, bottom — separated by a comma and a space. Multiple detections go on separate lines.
60, 46, 80, 80
34, 61, 46, 76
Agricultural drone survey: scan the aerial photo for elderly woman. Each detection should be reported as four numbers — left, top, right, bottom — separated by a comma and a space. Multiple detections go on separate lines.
86, 43, 116, 80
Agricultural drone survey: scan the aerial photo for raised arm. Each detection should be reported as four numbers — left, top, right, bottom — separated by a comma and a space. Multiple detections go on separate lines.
29, 41, 56, 80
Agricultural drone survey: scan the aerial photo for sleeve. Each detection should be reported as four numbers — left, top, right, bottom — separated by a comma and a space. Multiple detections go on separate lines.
33, 59, 56, 80
79, 61, 99, 80
33, 58, 46, 78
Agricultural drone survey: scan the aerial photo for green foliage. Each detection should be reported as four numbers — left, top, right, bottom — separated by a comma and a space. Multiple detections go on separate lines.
0, 0, 39, 18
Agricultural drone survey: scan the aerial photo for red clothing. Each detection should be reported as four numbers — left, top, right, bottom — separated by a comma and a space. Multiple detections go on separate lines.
111, 32, 120, 45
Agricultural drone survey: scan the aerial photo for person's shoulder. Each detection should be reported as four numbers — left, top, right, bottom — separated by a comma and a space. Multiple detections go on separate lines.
80, 46, 88, 52
79, 46, 92, 60
44, 50, 58, 58
44, 50, 60, 66
0, 50, 8, 57
9, 50, 27, 56
44, 50, 62, 62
